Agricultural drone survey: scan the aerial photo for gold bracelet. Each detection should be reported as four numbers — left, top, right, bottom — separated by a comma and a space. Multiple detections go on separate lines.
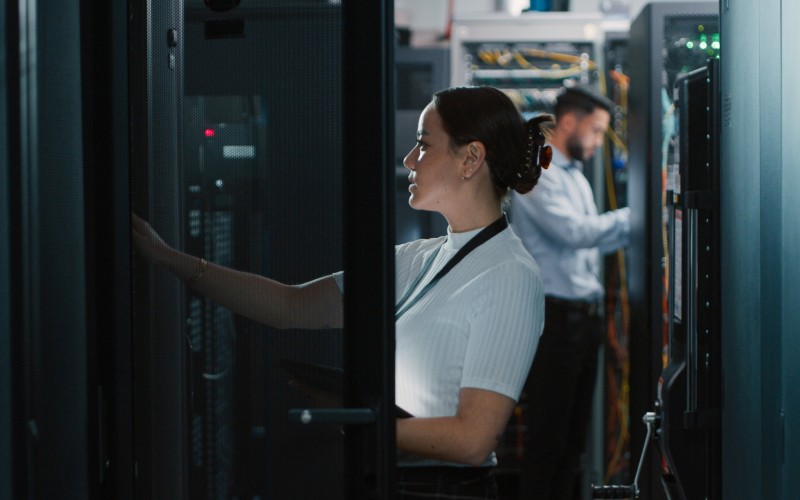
188, 257, 208, 285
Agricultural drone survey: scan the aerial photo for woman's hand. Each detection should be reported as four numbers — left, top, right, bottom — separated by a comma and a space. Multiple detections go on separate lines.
131, 213, 173, 266
130, 213, 344, 329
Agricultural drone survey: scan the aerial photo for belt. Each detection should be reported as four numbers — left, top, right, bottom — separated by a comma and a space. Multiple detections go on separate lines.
396, 466, 495, 484
545, 296, 600, 316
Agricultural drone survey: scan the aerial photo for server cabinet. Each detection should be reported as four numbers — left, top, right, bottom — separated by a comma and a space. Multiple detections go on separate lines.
626, 3, 719, 498
1, 0, 12, 494
130, 0, 186, 497
596, 56, 722, 500
6, 1, 93, 498
654, 57, 721, 500
4, 0, 132, 497
596, 24, 634, 490
179, 9, 350, 496
132, 1, 396, 499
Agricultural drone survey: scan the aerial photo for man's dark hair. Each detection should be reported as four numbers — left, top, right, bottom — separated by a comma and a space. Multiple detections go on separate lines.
553, 85, 614, 119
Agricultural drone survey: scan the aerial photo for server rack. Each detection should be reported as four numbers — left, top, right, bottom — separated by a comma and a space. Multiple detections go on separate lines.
626, 3, 719, 498
450, 11, 629, 230
180, 8, 347, 498
598, 23, 633, 489
131, 2, 398, 498
658, 57, 721, 500
182, 100, 265, 499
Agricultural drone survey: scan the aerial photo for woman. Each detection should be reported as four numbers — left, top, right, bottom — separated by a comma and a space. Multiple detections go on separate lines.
132, 86, 552, 499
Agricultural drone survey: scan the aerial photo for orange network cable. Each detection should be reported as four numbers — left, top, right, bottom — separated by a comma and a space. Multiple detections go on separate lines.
601, 72, 633, 483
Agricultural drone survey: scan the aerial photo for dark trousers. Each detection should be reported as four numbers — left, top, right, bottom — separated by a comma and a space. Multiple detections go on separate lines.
517, 298, 603, 500
397, 466, 498, 499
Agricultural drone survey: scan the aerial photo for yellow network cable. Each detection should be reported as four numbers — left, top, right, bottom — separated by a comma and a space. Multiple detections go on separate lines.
512, 51, 533, 69
476, 47, 598, 76
520, 47, 598, 69
606, 129, 627, 155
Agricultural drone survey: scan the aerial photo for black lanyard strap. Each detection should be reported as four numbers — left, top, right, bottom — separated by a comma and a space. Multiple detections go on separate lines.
395, 214, 508, 320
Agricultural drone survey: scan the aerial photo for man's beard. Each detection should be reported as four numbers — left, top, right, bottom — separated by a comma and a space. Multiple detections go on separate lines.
566, 135, 589, 163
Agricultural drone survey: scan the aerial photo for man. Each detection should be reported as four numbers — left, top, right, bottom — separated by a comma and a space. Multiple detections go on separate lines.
511, 85, 630, 499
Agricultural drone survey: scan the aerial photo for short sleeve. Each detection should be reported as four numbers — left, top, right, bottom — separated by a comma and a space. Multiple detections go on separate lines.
460, 261, 544, 400
331, 271, 344, 293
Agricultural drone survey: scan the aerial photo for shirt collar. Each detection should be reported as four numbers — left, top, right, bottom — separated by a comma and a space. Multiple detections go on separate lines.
551, 145, 582, 172
444, 225, 484, 251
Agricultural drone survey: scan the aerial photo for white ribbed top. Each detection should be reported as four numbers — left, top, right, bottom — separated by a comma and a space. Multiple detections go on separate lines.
332, 225, 544, 467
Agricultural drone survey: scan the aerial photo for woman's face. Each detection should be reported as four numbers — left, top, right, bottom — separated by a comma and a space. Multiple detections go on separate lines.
403, 103, 465, 213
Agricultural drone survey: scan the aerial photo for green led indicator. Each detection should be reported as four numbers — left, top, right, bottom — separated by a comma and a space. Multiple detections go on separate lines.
698, 24, 705, 32
686, 41, 695, 49
711, 41, 720, 49
700, 41, 708, 50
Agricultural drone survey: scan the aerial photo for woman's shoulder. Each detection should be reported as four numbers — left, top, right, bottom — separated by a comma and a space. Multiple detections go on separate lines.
464, 229, 543, 292
465, 233, 544, 314
495, 228, 541, 270
395, 235, 447, 257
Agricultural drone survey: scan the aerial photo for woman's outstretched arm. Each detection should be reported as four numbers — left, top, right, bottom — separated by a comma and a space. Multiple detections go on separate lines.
132, 214, 343, 329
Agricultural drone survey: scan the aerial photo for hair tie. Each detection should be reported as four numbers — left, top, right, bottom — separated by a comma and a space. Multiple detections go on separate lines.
522, 121, 552, 176
522, 123, 536, 174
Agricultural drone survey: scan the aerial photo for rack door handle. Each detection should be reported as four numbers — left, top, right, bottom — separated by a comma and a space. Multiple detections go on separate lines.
685, 206, 699, 416
289, 408, 376, 425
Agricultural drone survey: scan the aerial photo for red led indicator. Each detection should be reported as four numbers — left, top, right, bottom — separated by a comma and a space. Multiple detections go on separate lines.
204, 128, 215, 137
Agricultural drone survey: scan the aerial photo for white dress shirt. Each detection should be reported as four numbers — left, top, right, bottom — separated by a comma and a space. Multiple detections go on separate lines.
510, 146, 630, 302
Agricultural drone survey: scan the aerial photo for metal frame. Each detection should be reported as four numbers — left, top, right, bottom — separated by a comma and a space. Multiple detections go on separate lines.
627, 3, 719, 498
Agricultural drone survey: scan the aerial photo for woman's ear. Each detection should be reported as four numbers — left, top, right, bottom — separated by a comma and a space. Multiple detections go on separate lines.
465, 141, 486, 167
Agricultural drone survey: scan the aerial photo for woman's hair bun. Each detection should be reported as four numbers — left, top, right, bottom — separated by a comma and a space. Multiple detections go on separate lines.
511, 114, 554, 195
